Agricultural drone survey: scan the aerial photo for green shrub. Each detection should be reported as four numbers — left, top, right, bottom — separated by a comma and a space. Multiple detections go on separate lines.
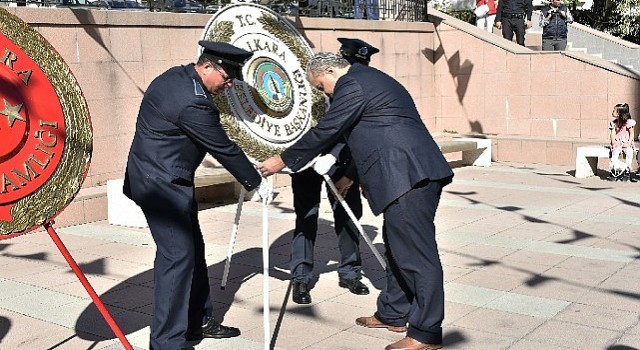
570, 1, 640, 45
448, 9, 475, 24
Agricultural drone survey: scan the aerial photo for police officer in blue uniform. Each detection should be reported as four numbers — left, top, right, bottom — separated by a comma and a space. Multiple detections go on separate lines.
123, 41, 272, 350
287, 38, 380, 305
258, 52, 453, 350
495, 0, 533, 46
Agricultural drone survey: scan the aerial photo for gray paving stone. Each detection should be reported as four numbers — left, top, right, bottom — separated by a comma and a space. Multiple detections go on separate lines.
484, 291, 569, 318
554, 303, 640, 332
2, 162, 640, 349
523, 319, 622, 349
453, 308, 546, 338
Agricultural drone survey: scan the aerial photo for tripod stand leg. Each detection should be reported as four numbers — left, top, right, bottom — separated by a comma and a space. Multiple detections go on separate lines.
221, 187, 246, 289
322, 175, 386, 270
261, 197, 270, 350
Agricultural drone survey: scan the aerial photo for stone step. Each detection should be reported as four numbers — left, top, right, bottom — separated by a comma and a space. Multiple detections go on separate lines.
565, 42, 588, 53
52, 185, 108, 229
566, 43, 631, 67
51, 165, 241, 229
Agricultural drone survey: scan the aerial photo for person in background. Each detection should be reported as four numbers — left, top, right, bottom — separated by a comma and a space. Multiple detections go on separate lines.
540, 0, 574, 51
287, 38, 379, 305
123, 41, 272, 350
354, 0, 379, 20
607, 103, 636, 182
476, 0, 497, 33
495, 0, 533, 46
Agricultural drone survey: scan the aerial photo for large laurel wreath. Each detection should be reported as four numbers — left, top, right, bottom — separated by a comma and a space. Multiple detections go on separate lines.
0, 8, 92, 235
203, 12, 326, 162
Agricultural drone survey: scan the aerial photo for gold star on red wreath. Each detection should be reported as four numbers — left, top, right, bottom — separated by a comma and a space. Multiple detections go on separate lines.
0, 98, 25, 128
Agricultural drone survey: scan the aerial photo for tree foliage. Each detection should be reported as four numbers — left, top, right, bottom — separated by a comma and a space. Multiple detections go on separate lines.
572, 0, 640, 44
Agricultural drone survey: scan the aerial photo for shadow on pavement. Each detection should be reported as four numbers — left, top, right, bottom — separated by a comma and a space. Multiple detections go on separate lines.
70, 216, 386, 347
0, 316, 10, 344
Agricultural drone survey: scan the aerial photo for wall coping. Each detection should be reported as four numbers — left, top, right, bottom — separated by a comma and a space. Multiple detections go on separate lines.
469, 133, 608, 145
8, 7, 435, 33
286, 15, 435, 33
435, 133, 613, 152
8, 7, 212, 27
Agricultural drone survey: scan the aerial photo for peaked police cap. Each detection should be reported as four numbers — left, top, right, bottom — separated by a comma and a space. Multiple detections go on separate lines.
337, 38, 380, 64
198, 41, 253, 81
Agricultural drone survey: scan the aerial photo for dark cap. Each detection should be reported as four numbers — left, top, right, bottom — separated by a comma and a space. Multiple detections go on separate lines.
337, 38, 379, 65
198, 40, 253, 81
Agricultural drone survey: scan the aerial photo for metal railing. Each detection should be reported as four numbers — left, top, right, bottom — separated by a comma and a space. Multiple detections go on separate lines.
294, 0, 428, 21
0, 0, 148, 10
0, 0, 429, 21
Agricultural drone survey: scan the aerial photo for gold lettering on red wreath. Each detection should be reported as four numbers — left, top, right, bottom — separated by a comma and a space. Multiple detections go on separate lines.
2, 48, 32, 85
0, 120, 58, 194
1, 8, 93, 235
0, 47, 62, 196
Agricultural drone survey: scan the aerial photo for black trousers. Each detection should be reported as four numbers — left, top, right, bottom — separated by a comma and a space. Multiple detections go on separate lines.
502, 16, 526, 46
289, 167, 363, 284
134, 178, 212, 350
374, 179, 445, 345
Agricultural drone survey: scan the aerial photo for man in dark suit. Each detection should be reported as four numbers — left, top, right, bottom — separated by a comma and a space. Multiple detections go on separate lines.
123, 41, 272, 350
258, 52, 453, 350
495, 0, 533, 46
287, 38, 380, 305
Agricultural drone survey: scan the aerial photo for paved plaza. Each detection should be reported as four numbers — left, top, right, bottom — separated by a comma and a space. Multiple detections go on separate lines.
0, 161, 639, 349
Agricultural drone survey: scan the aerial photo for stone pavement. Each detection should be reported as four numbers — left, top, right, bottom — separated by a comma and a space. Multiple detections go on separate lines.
1, 162, 639, 350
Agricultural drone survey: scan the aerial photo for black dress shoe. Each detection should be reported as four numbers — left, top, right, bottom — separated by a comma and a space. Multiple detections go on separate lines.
292, 281, 312, 304
186, 318, 240, 340
339, 278, 370, 295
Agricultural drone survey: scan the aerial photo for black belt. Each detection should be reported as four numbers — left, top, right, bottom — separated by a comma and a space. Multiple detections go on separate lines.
502, 13, 524, 19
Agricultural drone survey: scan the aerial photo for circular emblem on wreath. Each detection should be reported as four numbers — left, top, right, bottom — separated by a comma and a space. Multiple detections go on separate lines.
250, 58, 293, 118
200, 3, 325, 162
0, 8, 92, 238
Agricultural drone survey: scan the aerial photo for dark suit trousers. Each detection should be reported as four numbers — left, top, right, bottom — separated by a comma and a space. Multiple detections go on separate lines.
289, 168, 363, 284
138, 180, 212, 350
502, 17, 526, 46
374, 179, 445, 345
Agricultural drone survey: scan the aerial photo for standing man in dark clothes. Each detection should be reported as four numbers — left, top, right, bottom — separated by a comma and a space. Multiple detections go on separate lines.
287, 38, 380, 305
123, 41, 272, 350
257, 52, 453, 350
495, 0, 533, 46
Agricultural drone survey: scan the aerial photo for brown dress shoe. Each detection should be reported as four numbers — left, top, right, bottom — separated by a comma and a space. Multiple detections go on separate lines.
355, 315, 407, 333
385, 336, 442, 350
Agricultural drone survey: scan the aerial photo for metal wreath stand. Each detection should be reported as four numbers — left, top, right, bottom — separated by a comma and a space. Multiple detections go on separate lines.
220, 166, 386, 350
